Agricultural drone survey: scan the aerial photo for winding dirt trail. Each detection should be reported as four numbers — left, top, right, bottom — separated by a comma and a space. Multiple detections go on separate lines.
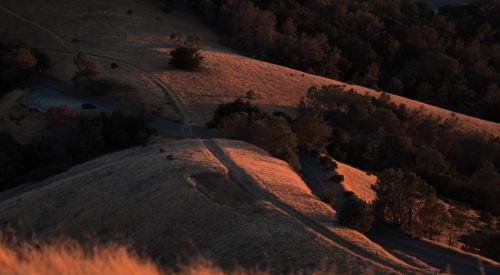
201, 139, 422, 274
0, 4, 67, 47
39, 49, 189, 123
0, 4, 189, 124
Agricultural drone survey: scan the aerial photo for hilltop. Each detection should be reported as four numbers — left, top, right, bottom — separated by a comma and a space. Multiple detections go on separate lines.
0, 139, 418, 273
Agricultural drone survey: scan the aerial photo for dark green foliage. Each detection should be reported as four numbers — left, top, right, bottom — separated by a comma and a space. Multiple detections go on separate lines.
277, 145, 301, 171
461, 230, 500, 262
31, 48, 50, 72
338, 197, 374, 232
320, 156, 338, 170
0, 113, 149, 191
330, 174, 344, 183
318, 189, 335, 206
304, 85, 500, 216
189, 0, 500, 122
207, 98, 268, 128
374, 169, 447, 238
169, 46, 203, 70
210, 99, 302, 169
292, 114, 332, 152
220, 112, 297, 158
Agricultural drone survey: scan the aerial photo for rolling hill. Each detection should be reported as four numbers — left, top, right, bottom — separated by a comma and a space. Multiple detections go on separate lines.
0, 139, 420, 274
0, 0, 499, 136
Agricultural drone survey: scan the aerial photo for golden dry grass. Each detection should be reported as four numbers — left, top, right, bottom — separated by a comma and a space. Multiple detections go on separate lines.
0, 237, 162, 275
0, 236, 376, 275
0, 139, 397, 274
336, 162, 377, 204
213, 140, 416, 272
1, 0, 499, 135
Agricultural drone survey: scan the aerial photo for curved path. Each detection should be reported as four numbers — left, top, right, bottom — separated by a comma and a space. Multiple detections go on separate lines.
201, 139, 422, 274
0, 3, 189, 124
0, 4, 67, 47
39, 48, 189, 124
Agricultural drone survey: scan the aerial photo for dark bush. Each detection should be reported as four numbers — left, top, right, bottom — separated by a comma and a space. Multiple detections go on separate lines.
207, 98, 268, 128
305, 85, 500, 216
293, 114, 332, 152
169, 46, 203, 71
330, 174, 344, 183
338, 197, 374, 232
318, 189, 336, 206
31, 48, 50, 72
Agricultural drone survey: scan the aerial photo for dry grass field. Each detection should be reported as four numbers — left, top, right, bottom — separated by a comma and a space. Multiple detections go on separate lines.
336, 162, 377, 204
0, 139, 416, 274
0, 237, 163, 275
1, 0, 499, 135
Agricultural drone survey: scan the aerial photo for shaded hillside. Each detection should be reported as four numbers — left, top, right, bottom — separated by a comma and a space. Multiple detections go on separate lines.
1, 0, 499, 136
0, 139, 418, 274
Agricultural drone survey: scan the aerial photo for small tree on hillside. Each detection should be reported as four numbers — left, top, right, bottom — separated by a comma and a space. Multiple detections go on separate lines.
15, 48, 37, 70
208, 98, 268, 128
169, 46, 203, 71
338, 197, 374, 232
73, 52, 98, 85
32, 48, 50, 72
293, 114, 332, 152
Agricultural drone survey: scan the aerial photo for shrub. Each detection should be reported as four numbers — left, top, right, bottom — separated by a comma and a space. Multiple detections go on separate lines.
245, 90, 257, 100
319, 156, 329, 165
318, 189, 336, 205
330, 174, 344, 183
15, 48, 37, 70
31, 48, 50, 72
338, 197, 374, 232
293, 114, 332, 152
277, 145, 301, 171
73, 52, 98, 85
169, 46, 203, 70
320, 156, 338, 170
207, 98, 268, 128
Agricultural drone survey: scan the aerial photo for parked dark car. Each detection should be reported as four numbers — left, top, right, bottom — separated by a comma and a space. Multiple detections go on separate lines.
81, 103, 97, 109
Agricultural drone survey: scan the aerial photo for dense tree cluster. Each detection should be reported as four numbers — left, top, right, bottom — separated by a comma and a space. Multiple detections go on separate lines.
374, 169, 448, 239
302, 85, 500, 217
338, 196, 374, 233
168, 33, 204, 70
0, 113, 149, 191
188, 0, 500, 122
209, 98, 332, 171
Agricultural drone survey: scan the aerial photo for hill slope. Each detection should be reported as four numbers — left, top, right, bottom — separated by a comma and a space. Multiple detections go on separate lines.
1, 0, 499, 136
0, 139, 421, 273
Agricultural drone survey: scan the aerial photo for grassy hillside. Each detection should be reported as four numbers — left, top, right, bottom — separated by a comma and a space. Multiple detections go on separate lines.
0, 139, 418, 273
1, 0, 499, 136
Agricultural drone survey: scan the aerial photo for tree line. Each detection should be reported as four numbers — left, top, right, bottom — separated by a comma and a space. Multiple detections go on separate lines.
185, 0, 500, 122
0, 112, 149, 192
208, 87, 500, 260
